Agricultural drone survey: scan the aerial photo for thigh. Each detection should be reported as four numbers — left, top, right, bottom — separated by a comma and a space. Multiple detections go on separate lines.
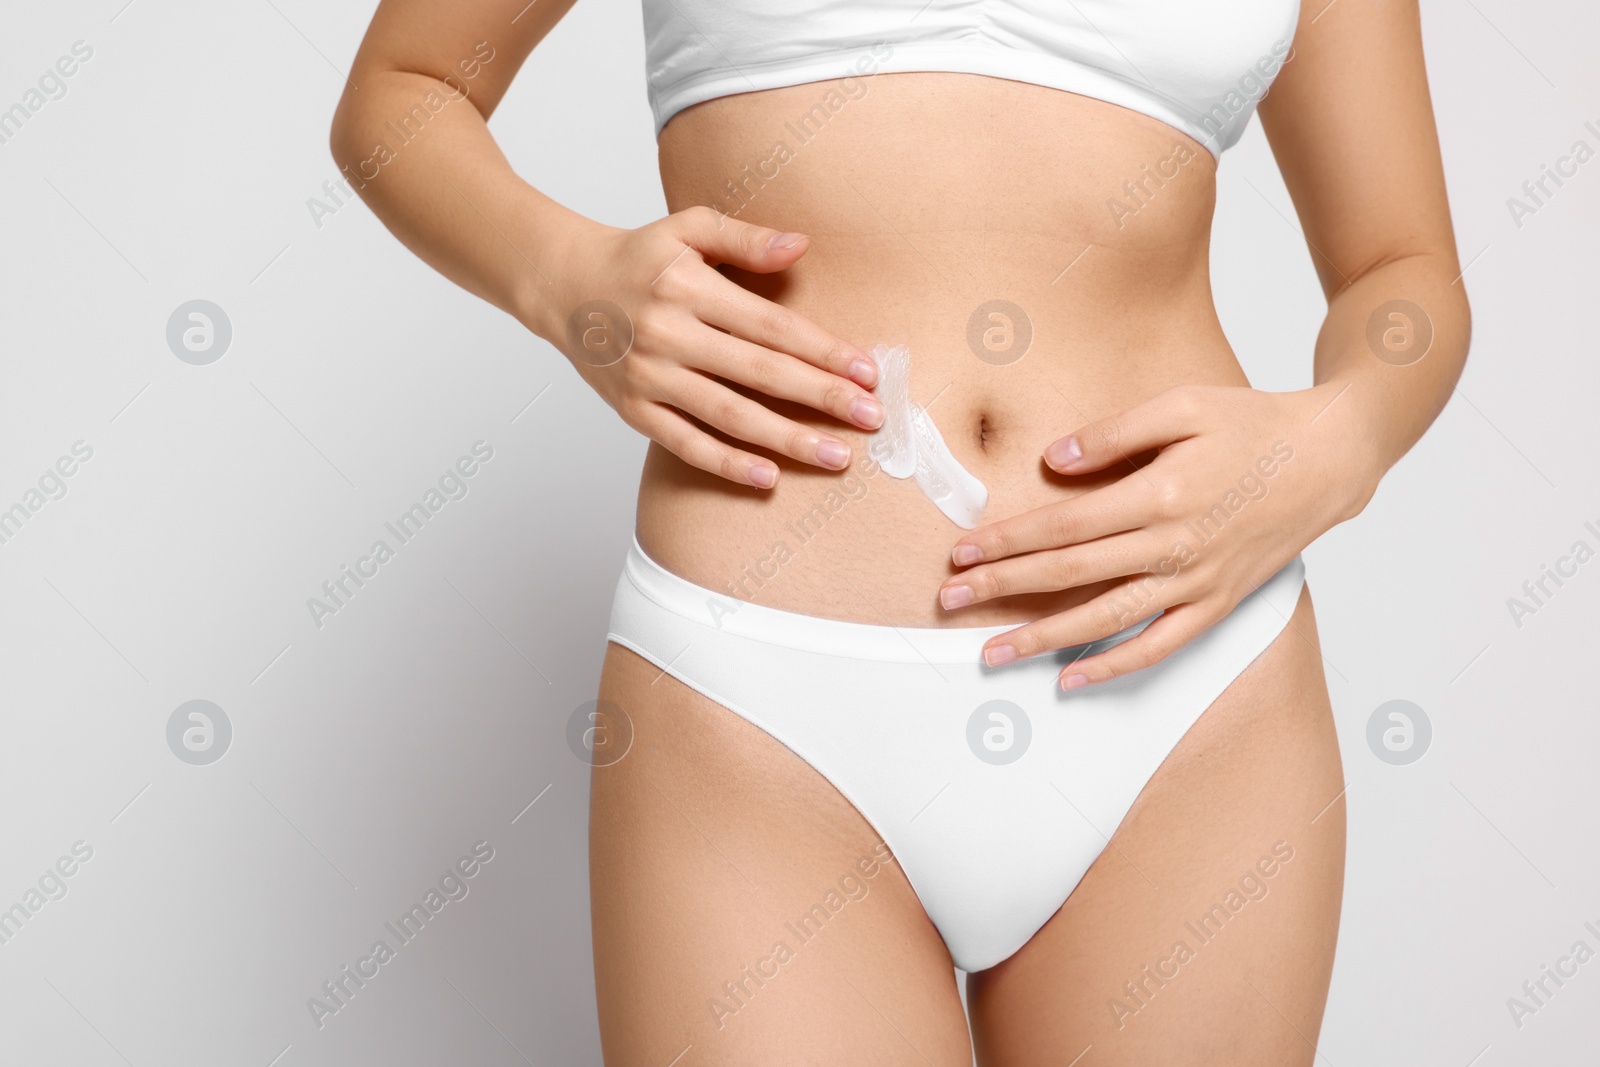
967, 585, 1346, 1067
588, 642, 975, 1067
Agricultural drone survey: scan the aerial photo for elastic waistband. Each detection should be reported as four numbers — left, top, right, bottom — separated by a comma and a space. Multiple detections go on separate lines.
617, 535, 1161, 664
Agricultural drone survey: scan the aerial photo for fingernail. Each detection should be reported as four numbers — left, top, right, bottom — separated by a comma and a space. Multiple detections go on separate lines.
1046, 435, 1082, 470
769, 231, 804, 249
984, 644, 1017, 667
952, 544, 981, 566
849, 357, 878, 384
816, 440, 850, 469
750, 464, 777, 488
1062, 673, 1090, 690
940, 584, 973, 610
850, 395, 884, 428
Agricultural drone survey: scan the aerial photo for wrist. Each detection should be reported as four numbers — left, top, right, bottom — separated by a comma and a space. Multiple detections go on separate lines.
511, 210, 619, 347
1294, 380, 1388, 524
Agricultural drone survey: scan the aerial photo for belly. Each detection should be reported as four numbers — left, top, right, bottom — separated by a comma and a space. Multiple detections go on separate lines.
637, 72, 1251, 626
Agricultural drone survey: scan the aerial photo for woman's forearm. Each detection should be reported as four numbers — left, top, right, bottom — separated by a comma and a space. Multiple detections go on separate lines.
329, 68, 602, 342
1301, 252, 1472, 517
328, 33, 885, 489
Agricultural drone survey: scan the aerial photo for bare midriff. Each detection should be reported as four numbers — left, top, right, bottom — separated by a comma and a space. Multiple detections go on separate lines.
638, 71, 1254, 627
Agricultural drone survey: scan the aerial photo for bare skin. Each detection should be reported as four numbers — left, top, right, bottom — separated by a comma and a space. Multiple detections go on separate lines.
592, 585, 1342, 1065
332, 0, 1464, 1060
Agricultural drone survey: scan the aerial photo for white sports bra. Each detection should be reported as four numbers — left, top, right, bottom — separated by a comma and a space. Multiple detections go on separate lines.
643, 1, 1300, 160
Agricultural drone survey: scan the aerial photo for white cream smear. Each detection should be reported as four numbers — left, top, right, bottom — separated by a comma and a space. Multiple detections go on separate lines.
864, 343, 989, 529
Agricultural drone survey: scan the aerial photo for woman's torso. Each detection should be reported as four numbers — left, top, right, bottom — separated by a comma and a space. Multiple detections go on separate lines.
640, 72, 1251, 627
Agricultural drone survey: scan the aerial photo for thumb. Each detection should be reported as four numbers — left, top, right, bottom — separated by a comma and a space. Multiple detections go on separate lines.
676, 207, 809, 273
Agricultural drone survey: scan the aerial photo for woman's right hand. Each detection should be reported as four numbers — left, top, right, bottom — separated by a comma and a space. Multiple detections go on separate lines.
537, 206, 885, 489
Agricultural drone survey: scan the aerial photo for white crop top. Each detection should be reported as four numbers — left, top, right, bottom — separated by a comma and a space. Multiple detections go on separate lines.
643, 1, 1301, 160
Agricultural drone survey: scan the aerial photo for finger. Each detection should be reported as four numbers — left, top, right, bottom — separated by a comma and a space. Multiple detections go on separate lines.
1058, 600, 1224, 690
629, 400, 780, 488
673, 204, 813, 276
939, 534, 1154, 610
1044, 386, 1207, 474
694, 268, 880, 390
664, 367, 858, 471
977, 575, 1181, 667
951, 482, 1148, 566
687, 319, 884, 431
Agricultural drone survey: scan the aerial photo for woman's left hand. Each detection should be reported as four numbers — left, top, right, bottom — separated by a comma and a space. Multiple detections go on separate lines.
939, 382, 1377, 689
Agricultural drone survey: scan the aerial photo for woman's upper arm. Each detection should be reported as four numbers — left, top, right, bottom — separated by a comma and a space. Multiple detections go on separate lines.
344, 0, 583, 120
1257, 0, 1463, 297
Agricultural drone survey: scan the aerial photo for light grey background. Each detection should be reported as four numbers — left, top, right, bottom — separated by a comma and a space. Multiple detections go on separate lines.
0, 0, 1594, 1063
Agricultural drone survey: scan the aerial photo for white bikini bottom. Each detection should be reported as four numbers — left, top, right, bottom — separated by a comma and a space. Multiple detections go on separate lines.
605, 535, 1307, 971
